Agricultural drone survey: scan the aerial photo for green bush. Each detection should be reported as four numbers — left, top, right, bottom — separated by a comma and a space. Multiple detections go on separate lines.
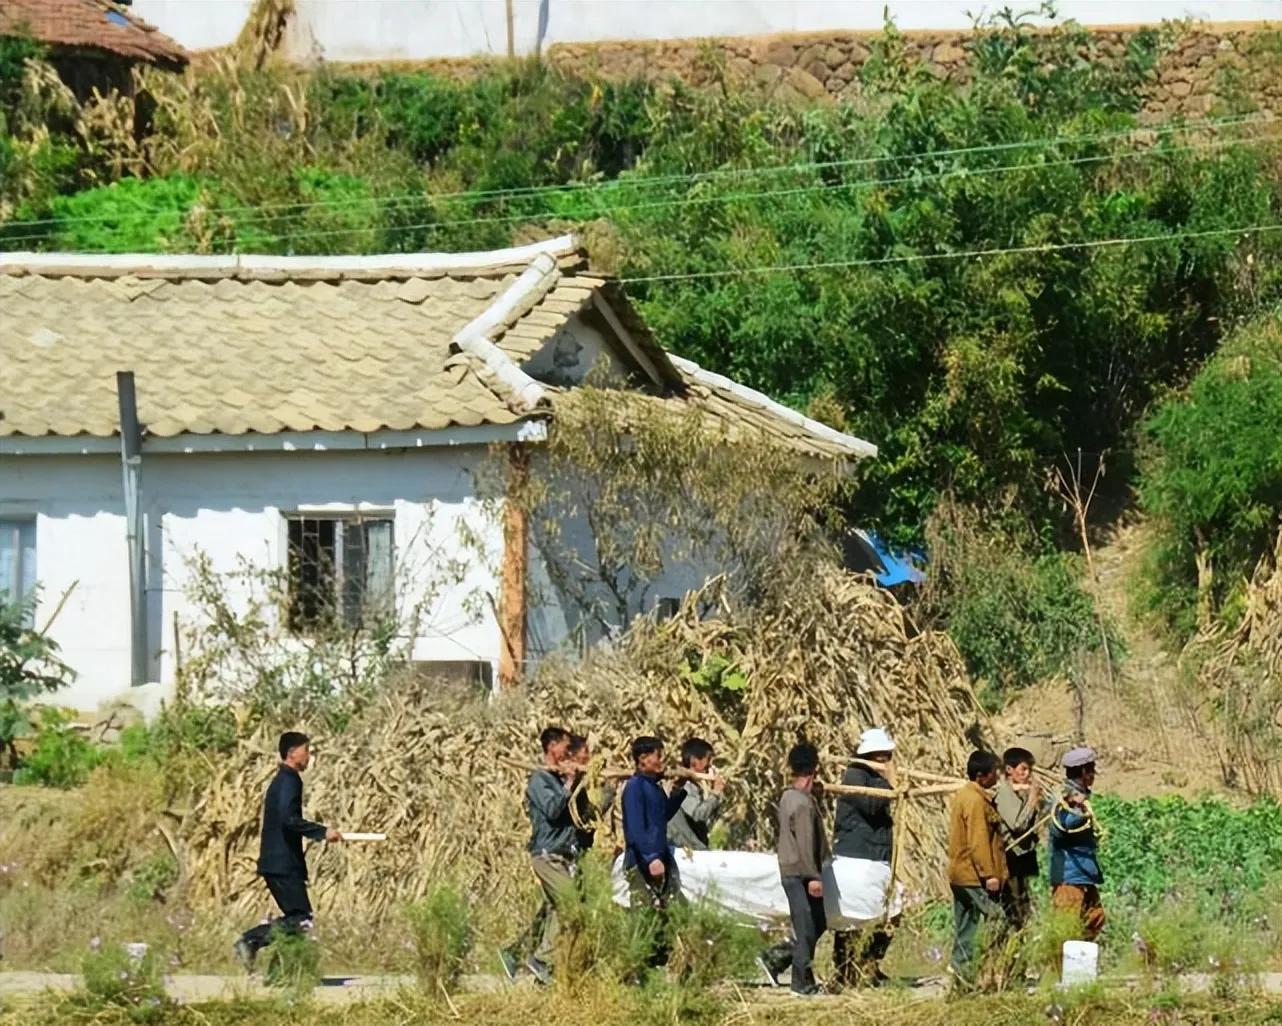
24, 174, 211, 252
1138, 308, 1282, 636
125, 853, 179, 906
0, 590, 73, 768
405, 882, 472, 994
148, 702, 238, 756
1096, 795, 1282, 907
78, 944, 172, 1024
263, 927, 321, 995
923, 505, 1111, 703
554, 854, 655, 986
665, 899, 764, 988
13, 707, 104, 788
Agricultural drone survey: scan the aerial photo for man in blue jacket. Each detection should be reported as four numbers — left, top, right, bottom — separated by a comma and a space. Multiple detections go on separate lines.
1049, 746, 1105, 940
234, 731, 342, 971
622, 735, 687, 962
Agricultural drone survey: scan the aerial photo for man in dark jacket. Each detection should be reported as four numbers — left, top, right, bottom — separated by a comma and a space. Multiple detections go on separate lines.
831, 727, 896, 987
234, 731, 341, 971
622, 735, 687, 965
500, 726, 579, 985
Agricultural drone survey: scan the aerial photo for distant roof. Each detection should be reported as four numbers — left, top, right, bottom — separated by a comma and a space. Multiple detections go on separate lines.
0, 236, 876, 462
0, 0, 189, 69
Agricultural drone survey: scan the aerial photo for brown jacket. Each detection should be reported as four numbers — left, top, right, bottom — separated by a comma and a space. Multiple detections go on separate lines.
776, 786, 830, 881
948, 781, 1009, 889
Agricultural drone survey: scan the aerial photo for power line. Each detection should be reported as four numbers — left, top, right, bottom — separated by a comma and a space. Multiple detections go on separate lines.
617, 222, 1282, 284
0, 111, 1271, 234
3, 130, 1279, 251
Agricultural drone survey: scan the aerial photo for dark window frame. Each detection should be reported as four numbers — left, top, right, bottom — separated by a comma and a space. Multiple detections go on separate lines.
283, 512, 395, 632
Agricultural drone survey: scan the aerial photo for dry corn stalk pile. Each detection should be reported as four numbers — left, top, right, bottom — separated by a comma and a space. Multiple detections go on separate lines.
1191, 528, 1282, 795
178, 566, 984, 929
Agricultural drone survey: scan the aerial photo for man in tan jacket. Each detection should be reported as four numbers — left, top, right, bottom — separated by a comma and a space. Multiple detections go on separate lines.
947, 750, 1008, 986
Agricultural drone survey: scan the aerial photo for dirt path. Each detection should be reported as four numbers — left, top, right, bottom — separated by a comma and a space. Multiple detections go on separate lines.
3, 969, 1281, 1004
995, 522, 1228, 801
0, 971, 416, 1005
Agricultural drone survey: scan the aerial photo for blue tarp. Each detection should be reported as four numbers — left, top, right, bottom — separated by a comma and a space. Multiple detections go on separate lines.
857, 530, 926, 588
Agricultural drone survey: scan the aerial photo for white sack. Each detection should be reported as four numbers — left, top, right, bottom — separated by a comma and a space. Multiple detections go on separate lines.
611, 850, 907, 928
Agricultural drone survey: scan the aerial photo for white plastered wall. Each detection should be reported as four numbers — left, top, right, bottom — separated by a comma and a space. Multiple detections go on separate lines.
0, 447, 504, 712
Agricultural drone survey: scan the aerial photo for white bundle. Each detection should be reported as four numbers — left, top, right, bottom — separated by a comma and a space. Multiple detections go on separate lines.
610, 850, 908, 928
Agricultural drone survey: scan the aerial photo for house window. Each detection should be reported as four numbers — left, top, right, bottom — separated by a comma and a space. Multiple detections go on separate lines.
0, 518, 37, 624
655, 597, 681, 622
285, 514, 394, 630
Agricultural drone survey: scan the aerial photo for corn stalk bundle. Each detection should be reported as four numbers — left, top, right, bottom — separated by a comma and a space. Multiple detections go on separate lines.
177, 566, 984, 929
1190, 528, 1282, 795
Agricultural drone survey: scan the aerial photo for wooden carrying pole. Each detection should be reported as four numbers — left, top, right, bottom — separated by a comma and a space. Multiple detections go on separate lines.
497, 445, 529, 689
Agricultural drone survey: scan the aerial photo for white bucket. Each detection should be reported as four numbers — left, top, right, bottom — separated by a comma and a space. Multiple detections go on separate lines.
123, 942, 149, 965
1061, 940, 1099, 985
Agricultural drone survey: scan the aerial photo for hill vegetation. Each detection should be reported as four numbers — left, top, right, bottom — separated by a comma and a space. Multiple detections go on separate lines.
4, 12, 1282, 692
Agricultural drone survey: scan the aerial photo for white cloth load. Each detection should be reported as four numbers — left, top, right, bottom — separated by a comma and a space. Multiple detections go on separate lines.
611, 850, 907, 928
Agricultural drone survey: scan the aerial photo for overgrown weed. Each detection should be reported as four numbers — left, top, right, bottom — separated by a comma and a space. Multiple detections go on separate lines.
405, 881, 472, 995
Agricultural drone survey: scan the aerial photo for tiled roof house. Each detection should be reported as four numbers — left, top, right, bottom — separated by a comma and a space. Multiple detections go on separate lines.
0, 236, 875, 710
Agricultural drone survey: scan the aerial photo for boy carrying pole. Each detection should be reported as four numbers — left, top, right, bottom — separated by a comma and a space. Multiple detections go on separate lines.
666, 737, 725, 851
1049, 747, 1106, 941
994, 746, 1043, 929
622, 735, 687, 963
831, 727, 897, 987
567, 733, 613, 854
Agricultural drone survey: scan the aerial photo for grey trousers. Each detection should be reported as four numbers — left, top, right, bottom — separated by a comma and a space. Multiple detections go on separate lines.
780, 876, 827, 990
950, 884, 1006, 981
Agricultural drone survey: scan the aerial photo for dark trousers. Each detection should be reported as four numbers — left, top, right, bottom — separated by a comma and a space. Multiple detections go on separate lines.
950, 884, 1006, 982
240, 874, 313, 954
1004, 851, 1038, 930
626, 863, 683, 967
776, 875, 826, 991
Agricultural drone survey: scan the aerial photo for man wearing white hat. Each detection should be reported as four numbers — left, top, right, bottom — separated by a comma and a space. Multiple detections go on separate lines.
1049, 746, 1105, 940
829, 727, 898, 987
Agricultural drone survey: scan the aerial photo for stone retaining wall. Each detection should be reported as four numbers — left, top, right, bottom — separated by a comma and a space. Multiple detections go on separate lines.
534, 21, 1282, 118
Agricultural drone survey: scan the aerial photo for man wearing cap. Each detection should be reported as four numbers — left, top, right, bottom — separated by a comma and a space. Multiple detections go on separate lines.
1049, 747, 1105, 940
830, 727, 897, 987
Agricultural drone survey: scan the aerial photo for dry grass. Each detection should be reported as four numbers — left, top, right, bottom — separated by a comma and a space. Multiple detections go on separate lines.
173, 568, 983, 949
2, 984, 1280, 1026
1187, 528, 1282, 795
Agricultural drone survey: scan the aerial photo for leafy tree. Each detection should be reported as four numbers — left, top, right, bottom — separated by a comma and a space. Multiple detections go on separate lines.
0, 590, 74, 768
1138, 308, 1282, 635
